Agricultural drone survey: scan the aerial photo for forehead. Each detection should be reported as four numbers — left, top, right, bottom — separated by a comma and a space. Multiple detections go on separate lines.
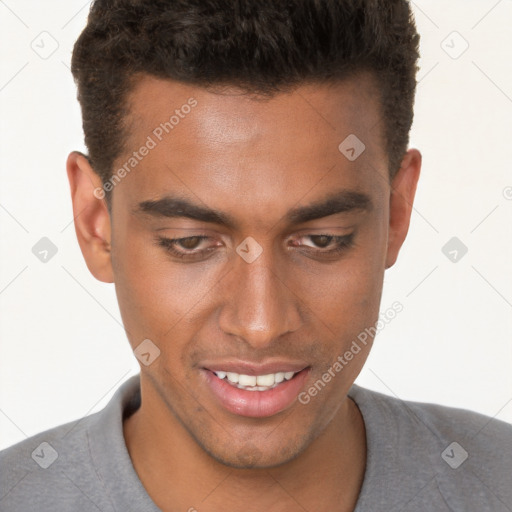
126, 72, 384, 146
113, 73, 388, 224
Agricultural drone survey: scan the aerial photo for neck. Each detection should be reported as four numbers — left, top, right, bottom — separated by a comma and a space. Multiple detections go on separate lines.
123, 380, 366, 512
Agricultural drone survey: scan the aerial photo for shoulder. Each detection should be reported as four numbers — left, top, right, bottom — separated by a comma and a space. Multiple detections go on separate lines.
349, 384, 512, 510
350, 383, 512, 448
0, 376, 142, 512
0, 412, 113, 511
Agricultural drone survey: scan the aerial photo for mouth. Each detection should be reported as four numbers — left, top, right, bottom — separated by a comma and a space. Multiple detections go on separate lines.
201, 365, 311, 418
212, 370, 298, 391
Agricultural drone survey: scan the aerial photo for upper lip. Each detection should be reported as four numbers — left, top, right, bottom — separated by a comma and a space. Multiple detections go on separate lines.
201, 359, 309, 376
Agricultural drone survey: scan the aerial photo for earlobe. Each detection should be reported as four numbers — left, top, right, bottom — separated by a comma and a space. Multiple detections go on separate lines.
385, 149, 422, 269
66, 151, 114, 283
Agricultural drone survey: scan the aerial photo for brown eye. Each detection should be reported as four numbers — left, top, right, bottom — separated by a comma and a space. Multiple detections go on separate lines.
155, 235, 221, 261
290, 233, 355, 258
178, 236, 203, 250
309, 235, 334, 248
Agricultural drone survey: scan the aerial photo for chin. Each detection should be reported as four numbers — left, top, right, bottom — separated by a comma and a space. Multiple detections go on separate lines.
195, 429, 314, 470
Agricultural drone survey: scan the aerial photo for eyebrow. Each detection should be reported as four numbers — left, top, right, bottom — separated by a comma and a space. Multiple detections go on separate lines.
134, 190, 372, 229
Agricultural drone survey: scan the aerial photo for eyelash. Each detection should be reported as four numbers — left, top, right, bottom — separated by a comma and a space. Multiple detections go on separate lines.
154, 233, 355, 260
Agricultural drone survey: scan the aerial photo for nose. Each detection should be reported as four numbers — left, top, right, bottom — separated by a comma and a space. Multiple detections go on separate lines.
218, 246, 302, 349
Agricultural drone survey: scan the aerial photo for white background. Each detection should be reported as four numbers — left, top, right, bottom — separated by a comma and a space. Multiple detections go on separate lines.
0, 0, 511, 450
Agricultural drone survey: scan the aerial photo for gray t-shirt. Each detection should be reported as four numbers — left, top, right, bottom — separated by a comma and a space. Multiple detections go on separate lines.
1, 375, 511, 511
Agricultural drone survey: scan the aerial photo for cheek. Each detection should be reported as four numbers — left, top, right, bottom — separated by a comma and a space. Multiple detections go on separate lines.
111, 233, 179, 344
111, 232, 222, 347
111, 212, 387, 351
295, 248, 385, 337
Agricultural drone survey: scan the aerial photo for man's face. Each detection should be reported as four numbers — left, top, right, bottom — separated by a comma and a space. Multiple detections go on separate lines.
76, 74, 418, 468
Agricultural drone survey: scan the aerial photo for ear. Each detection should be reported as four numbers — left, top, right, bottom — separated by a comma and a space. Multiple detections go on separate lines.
66, 151, 114, 283
385, 149, 422, 269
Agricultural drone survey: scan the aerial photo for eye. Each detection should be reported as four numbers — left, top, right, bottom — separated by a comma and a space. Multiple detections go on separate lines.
154, 232, 355, 262
155, 235, 220, 260
302, 235, 336, 249
291, 233, 355, 256
175, 236, 203, 250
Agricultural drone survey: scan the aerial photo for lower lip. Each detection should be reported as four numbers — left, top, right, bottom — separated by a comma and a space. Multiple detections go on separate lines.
203, 368, 310, 418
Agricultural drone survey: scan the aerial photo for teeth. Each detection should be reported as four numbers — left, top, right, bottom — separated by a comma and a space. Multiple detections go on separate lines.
214, 370, 299, 390
256, 374, 274, 386
226, 372, 239, 384
238, 374, 257, 386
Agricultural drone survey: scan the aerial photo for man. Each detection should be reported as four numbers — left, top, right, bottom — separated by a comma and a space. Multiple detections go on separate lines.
1, 1, 511, 511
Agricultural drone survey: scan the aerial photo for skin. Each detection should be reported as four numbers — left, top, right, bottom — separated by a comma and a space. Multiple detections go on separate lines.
66, 73, 421, 511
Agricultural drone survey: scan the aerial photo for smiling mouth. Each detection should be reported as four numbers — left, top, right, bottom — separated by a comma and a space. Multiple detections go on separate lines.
212, 370, 300, 391
202, 366, 311, 417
